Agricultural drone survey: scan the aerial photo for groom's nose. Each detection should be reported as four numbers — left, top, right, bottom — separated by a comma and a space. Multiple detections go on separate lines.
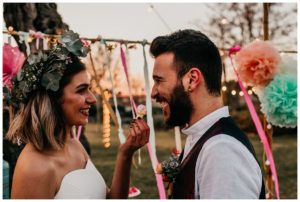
151, 85, 157, 99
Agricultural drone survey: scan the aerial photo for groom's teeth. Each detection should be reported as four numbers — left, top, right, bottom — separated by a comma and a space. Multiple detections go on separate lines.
160, 102, 168, 109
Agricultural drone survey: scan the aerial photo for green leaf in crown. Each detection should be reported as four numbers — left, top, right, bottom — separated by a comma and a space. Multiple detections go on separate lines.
41, 71, 62, 91
10, 30, 91, 105
61, 30, 89, 57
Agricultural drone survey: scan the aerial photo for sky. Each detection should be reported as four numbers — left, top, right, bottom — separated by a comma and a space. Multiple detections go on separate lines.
57, 3, 210, 41
56, 3, 213, 87
56, 3, 297, 86
2, 2, 298, 88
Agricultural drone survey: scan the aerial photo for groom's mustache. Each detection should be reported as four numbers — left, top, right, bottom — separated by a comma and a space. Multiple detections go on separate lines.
153, 94, 168, 103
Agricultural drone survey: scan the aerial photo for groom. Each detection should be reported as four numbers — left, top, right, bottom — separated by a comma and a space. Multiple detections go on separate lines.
150, 29, 265, 199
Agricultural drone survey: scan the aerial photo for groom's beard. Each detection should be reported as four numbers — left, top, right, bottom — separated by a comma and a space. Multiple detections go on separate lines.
166, 83, 194, 128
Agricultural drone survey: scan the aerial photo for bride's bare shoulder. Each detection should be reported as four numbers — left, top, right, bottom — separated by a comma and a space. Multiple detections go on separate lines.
11, 144, 57, 199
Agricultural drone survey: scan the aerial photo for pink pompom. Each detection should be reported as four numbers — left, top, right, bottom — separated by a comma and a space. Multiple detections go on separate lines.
3, 43, 26, 87
235, 40, 280, 86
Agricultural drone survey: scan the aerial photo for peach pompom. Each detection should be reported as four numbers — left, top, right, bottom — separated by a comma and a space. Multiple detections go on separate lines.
235, 40, 280, 86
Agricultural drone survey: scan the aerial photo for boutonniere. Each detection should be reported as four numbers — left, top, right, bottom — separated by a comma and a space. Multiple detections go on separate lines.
156, 150, 180, 198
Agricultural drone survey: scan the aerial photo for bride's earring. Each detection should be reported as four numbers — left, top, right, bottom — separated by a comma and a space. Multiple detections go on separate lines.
17, 137, 22, 146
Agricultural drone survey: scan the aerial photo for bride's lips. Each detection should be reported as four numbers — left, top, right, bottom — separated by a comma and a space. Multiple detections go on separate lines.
80, 108, 90, 116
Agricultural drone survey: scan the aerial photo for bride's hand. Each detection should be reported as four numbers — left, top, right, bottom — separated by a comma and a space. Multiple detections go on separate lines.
119, 118, 150, 157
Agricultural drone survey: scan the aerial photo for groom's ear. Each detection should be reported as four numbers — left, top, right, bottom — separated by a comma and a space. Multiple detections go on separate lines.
186, 68, 203, 92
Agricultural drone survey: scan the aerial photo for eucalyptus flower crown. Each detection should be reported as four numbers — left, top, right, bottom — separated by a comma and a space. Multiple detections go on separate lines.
10, 30, 90, 104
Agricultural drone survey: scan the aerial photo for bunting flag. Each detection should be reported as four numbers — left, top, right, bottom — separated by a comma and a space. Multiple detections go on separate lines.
142, 44, 166, 199
29, 30, 43, 49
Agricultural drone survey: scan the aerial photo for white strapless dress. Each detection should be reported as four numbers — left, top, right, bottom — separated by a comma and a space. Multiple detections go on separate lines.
54, 159, 106, 199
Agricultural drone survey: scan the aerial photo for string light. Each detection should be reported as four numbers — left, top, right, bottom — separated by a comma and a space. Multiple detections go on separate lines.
267, 124, 272, 129
222, 83, 256, 97
219, 50, 225, 56
222, 86, 227, 91
220, 18, 228, 25
102, 90, 111, 149
222, 84, 256, 97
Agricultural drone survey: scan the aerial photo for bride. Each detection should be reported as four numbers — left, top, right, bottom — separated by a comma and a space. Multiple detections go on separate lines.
6, 31, 150, 199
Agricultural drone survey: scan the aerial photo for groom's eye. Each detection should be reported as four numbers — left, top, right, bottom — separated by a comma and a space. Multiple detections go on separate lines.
154, 78, 162, 83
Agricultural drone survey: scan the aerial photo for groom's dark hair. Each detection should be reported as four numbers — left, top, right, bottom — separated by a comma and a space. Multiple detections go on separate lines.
150, 29, 222, 96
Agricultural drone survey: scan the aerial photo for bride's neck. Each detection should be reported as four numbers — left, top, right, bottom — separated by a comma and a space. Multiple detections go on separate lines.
65, 126, 75, 142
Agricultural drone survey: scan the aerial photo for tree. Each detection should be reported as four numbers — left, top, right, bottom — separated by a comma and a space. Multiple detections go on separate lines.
192, 3, 297, 49
190, 3, 296, 81
4, 3, 69, 54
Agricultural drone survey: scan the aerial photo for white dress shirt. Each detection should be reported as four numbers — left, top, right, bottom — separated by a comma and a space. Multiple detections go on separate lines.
181, 106, 262, 199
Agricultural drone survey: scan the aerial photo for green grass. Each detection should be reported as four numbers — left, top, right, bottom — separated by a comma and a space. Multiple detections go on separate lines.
85, 123, 297, 199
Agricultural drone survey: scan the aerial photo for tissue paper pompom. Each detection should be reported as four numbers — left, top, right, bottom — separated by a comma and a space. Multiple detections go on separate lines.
258, 73, 297, 128
235, 40, 280, 86
3, 43, 26, 87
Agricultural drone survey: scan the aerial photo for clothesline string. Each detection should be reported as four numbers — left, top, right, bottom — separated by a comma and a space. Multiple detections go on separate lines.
3, 30, 297, 53
2, 30, 151, 46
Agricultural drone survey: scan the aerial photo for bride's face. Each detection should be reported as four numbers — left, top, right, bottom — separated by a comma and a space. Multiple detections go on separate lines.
60, 70, 96, 127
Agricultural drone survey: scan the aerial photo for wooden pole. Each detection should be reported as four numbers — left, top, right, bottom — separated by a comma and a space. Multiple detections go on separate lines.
263, 3, 269, 41
263, 3, 274, 199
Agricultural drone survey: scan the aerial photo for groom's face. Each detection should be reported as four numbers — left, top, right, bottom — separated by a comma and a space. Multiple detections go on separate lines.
151, 52, 193, 128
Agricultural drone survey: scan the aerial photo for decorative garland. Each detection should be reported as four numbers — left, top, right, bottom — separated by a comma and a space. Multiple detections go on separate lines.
4, 27, 296, 199
229, 39, 297, 199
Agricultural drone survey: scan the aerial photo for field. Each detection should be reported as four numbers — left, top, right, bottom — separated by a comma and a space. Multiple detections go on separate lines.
85, 123, 297, 199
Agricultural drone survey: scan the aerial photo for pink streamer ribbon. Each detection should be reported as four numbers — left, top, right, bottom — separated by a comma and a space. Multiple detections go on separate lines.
146, 143, 166, 199
29, 30, 44, 49
229, 45, 280, 199
120, 45, 137, 116
120, 45, 166, 198
77, 126, 82, 140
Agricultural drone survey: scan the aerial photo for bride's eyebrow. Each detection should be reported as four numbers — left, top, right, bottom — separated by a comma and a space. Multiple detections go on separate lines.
76, 83, 89, 90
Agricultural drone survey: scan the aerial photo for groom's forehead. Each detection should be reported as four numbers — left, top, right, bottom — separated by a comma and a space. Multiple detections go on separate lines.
153, 54, 177, 74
